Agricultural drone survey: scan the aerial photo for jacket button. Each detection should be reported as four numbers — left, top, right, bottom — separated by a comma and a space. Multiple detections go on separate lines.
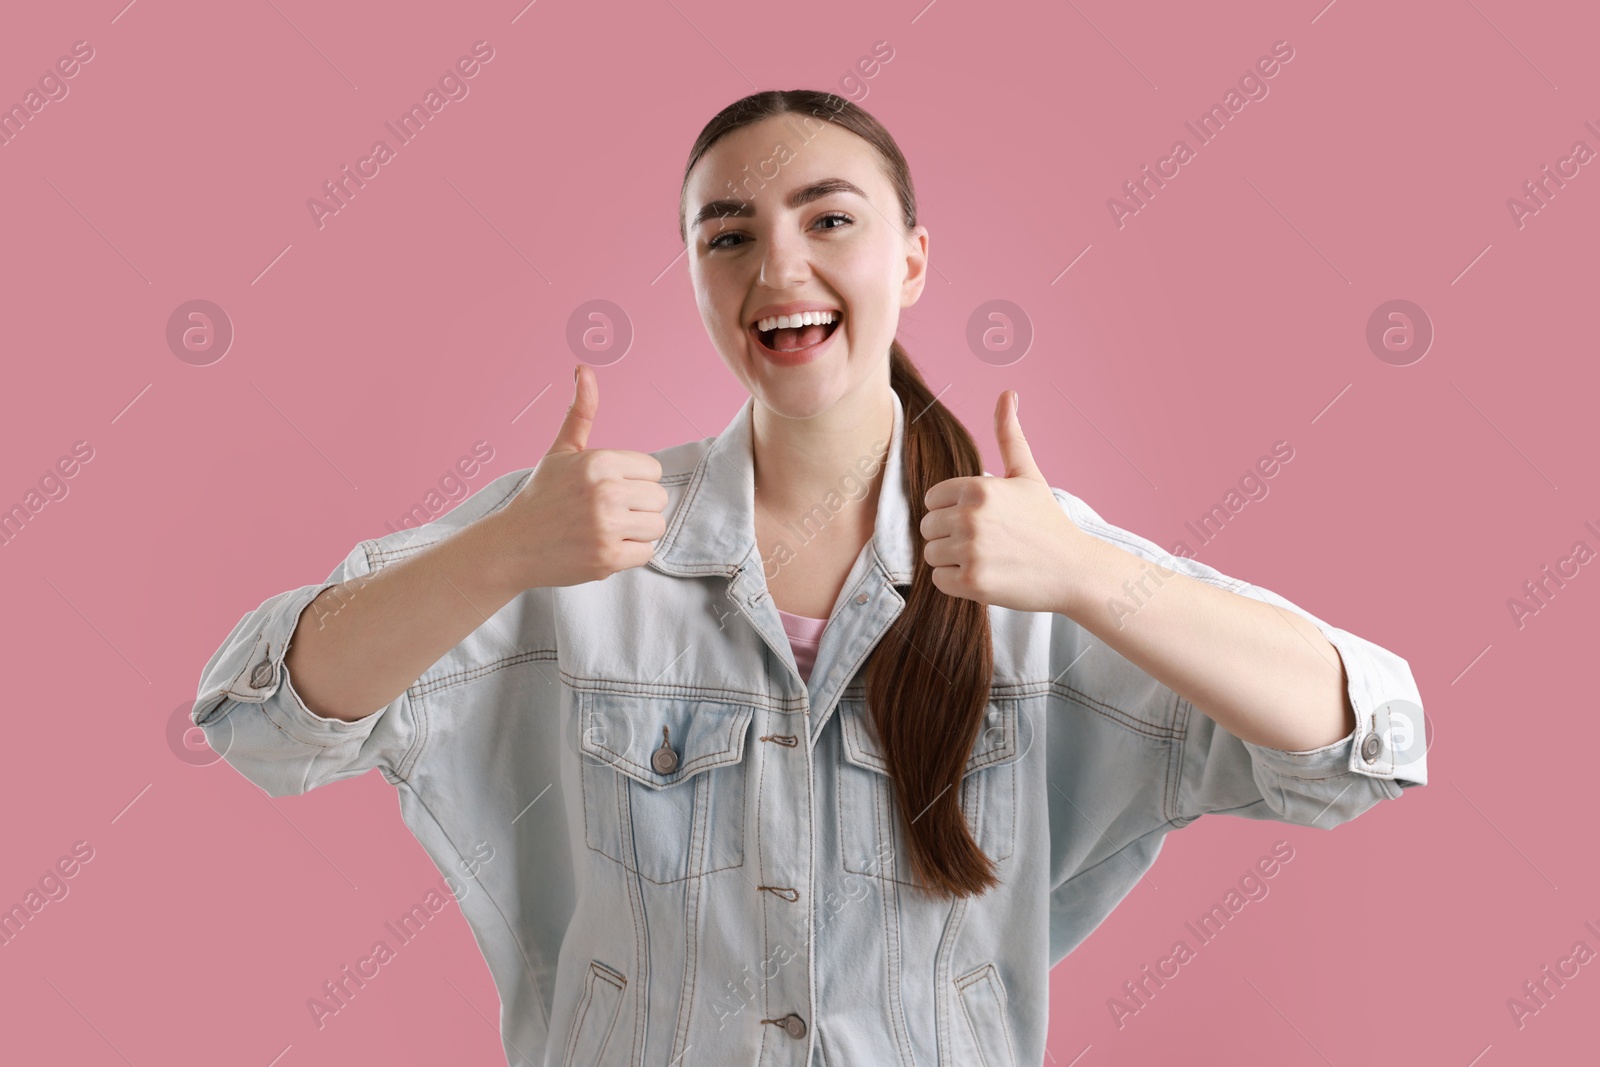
780, 1013, 807, 1039
651, 741, 680, 775
1360, 732, 1383, 762
854, 593, 868, 605
249, 659, 274, 689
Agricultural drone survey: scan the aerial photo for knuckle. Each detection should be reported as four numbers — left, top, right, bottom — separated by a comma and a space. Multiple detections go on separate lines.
579, 454, 606, 485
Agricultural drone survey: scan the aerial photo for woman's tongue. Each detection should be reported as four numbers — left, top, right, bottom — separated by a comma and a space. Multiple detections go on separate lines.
770, 323, 829, 352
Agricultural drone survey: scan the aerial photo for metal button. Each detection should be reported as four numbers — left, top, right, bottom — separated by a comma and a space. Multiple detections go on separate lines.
652, 734, 680, 774
854, 593, 868, 605
986, 708, 1000, 725
249, 658, 274, 689
780, 1013, 806, 1039
1360, 732, 1383, 763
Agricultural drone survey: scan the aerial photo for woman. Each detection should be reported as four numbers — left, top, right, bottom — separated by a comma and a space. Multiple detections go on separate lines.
193, 90, 1428, 1067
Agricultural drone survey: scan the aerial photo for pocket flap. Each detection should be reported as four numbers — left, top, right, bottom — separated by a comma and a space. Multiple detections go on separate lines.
579, 691, 754, 789
839, 695, 1026, 777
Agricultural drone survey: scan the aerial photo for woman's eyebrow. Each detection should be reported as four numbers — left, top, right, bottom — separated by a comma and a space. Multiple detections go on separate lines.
692, 177, 868, 228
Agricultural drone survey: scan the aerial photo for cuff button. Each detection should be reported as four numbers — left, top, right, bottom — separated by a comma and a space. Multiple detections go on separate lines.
249, 659, 274, 689
1360, 732, 1383, 763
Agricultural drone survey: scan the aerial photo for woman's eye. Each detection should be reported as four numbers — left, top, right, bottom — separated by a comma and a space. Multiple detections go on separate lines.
706, 212, 854, 252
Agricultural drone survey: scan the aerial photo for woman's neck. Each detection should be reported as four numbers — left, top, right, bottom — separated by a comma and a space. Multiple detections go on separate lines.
750, 384, 895, 526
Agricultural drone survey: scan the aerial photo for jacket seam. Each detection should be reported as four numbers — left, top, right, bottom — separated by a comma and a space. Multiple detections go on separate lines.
393, 685, 426, 785
575, 690, 750, 884
396, 777, 552, 1038
562, 671, 807, 711
880, 823, 916, 1065
564, 967, 594, 1065
621, 773, 650, 1063
1050, 680, 1182, 740
362, 472, 531, 570
1168, 697, 1190, 822
410, 649, 558, 697
583, 705, 749, 783
934, 897, 969, 1066
671, 820, 705, 1062
1052, 819, 1177, 897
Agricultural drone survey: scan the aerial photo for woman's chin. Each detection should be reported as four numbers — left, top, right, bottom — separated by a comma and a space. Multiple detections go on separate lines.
749, 375, 843, 421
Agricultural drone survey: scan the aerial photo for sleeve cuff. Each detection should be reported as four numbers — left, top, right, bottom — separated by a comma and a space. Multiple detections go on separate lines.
192, 579, 387, 746
1242, 623, 1428, 792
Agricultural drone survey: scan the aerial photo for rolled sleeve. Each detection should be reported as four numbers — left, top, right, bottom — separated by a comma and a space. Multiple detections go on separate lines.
190, 543, 417, 797
1050, 485, 1429, 831
1230, 619, 1427, 825
191, 469, 533, 798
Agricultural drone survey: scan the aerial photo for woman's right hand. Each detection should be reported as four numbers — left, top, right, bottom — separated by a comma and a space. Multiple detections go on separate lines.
480, 364, 669, 593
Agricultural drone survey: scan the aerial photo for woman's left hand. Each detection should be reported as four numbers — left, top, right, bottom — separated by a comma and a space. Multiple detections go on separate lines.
920, 391, 1090, 614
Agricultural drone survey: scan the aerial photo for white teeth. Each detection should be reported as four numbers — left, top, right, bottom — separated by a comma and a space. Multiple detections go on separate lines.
755, 310, 839, 332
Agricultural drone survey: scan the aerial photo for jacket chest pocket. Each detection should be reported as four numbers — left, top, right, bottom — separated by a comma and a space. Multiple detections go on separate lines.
578, 690, 754, 884
836, 695, 1025, 886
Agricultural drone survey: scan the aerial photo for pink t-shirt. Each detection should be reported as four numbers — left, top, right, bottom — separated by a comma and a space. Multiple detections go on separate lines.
777, 608, 829, 683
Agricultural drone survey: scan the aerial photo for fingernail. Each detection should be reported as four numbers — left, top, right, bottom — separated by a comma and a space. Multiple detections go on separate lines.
574, 365, 579, 384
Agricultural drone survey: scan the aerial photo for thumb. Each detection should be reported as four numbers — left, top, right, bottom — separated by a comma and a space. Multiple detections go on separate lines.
548, 364, 597, 455
995, 390, 1044, 481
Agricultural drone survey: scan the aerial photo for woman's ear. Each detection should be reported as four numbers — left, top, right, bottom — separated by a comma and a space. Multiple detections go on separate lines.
900, 225, 930, 308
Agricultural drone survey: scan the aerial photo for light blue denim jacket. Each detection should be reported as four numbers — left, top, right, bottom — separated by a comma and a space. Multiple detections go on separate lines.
192, 389, 1428, 1067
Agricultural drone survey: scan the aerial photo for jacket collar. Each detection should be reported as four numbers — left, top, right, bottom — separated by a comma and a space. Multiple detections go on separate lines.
648, 387, 914, 586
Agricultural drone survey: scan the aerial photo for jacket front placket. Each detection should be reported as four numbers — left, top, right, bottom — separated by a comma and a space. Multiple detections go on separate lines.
721, 553, 826, 1058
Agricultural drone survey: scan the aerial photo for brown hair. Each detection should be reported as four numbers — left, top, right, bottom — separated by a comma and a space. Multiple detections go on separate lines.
679, 90, 999, 898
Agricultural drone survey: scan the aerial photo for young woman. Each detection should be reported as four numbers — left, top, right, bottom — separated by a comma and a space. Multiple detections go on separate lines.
193, 91, 1428, 1067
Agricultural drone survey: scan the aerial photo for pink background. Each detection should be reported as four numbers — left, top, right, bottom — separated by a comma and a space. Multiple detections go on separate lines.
2, 0, 1594, 1063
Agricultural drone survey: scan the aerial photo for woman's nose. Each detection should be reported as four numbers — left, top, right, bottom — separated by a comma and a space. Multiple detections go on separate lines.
758, 230, 810, 287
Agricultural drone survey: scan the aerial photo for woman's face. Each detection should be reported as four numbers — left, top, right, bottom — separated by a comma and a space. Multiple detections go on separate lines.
682, 114, 929, 420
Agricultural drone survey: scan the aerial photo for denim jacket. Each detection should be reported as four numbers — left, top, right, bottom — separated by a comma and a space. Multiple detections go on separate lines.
192, 388, 1428, 1067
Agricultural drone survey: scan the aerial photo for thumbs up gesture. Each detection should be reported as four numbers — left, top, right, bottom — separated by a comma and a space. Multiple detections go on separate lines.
919, 391, 1088, 614
487, 365, 669, 591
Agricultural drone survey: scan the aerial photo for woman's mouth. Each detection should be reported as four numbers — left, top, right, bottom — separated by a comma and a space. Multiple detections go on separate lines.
749, 311, 842, 365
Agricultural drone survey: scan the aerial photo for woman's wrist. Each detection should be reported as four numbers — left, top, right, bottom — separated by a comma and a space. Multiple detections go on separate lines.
456, 509, 540, 605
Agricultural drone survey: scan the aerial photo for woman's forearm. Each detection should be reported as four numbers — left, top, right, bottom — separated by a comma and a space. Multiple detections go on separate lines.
1059, 535, 1356, 752
283, 513, 525, 723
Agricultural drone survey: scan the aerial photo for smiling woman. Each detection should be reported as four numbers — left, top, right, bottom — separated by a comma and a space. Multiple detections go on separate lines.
678, 91, 1003, 900
195, 87, 1427, 1067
